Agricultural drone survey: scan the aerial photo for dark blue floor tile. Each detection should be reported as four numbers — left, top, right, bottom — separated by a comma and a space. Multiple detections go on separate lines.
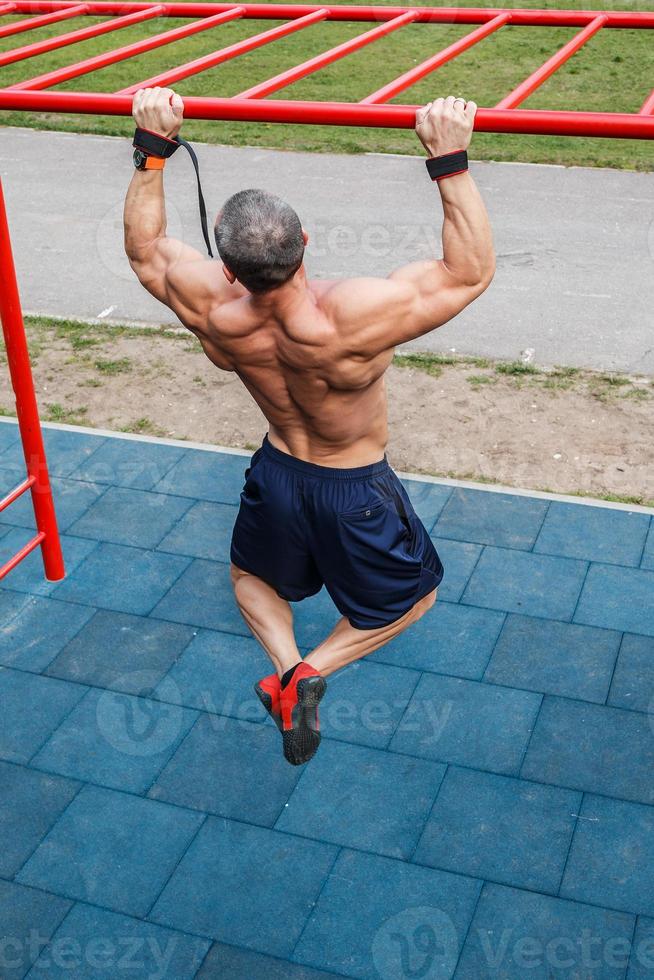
0, 760, 79, 877
33, 688, 198, 794
628, 917, 654, 979
609, 634, 654, 713
0, 596, 95, 672
156, 628, 270, 721
0, 419, 20, 451
0, 587, 31, 623
290, 588, 342, 649
389, 673, 541, 775
294, 848, 481, 980
0, 428, 107, 478
153, 448, 249, 503
456, 882, 634, 980
150, 714, 300, 826
68, 486, 193, 549
414, 767, 580, 893
1, 532, 98, 597
370, 601, 505, 680
53, 542, 190, 615
17, 784, 204, 918
150, 818, 337, 957
432, 488, 549, 550
69, 436, 186, 490
399, 479, 452, 532
534, 502, 651, 567
575, 564, 654, 637
0, 669, 86, 764
462, 547, 587, 620
157, 500, 238, 561
276, 740, 444, 859
0, 471, 105, 533
198, 944, 344, 980
320, 660, 420, 749
0, 879, 71, 980
427, 538, 482, 602
152, 559, 248, 633
642, 523, 654, 570
484, 614, 621, 702
26, 903, 210, 980
522, 696, 654, 805
561, 794, 654, 916
45, 609, 194, 694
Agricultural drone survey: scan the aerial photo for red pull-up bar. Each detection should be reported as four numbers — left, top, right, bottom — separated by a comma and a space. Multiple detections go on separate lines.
0, 1, 652, 138
0, 180, 64, 582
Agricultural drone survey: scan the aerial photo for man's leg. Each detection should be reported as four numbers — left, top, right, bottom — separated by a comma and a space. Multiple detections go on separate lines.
306, 588, 437, 677
231, 564, 302, 677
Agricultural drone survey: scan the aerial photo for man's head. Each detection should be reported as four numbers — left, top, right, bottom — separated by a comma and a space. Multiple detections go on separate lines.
215, 189, 306, 294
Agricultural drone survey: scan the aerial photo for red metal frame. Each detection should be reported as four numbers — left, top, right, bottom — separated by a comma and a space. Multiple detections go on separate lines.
0, 2, 652, 137
0, 178, 65, 582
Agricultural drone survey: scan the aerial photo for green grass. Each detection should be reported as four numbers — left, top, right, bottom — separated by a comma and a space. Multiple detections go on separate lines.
94, 357, 132, 375
119, 417, 166, 436
44, 402, 89, 424
0, 1, 653, 169
495, 360, 542, 375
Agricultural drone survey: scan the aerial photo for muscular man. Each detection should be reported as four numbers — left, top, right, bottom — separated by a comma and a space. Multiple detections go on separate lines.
124, 88, 495, 766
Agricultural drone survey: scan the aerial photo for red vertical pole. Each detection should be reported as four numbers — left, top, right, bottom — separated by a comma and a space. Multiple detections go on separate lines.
0, 178, 65, 581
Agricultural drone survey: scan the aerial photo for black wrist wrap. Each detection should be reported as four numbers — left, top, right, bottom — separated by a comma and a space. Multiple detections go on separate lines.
426, 149, 468, 182
133, 127, 180, 159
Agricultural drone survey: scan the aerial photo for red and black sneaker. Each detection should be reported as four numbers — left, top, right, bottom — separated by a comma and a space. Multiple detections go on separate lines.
279, 662, 326, 766
254, 672, 282, 731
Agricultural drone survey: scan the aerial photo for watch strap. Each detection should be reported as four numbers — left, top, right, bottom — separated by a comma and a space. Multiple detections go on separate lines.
143, 155, 166, 170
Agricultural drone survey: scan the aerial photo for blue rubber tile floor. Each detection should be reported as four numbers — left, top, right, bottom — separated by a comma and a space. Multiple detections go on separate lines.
1, 420, 653, 979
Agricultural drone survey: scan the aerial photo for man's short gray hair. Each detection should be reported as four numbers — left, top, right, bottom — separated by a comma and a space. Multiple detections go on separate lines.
215, 188, 304, 294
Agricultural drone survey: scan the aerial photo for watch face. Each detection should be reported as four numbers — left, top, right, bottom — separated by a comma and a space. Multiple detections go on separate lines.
133, 148, 147, 169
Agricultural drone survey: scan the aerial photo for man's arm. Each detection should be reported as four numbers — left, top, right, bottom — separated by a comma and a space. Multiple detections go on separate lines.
123, 87, 246, 333
328, 97, 495, 358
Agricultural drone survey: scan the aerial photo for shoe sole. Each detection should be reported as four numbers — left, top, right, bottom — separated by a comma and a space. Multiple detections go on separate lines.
282, 674, 326, 766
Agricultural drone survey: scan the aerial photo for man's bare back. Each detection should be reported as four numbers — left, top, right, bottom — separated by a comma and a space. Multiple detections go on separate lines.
124, 88, 494, 469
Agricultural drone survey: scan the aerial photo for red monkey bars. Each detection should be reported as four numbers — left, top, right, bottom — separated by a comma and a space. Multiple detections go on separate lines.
0, 2, 652, 138
0, 179, 64, 582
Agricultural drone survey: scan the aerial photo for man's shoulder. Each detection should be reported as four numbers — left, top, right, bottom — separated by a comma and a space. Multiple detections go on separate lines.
309, 275, 413, 326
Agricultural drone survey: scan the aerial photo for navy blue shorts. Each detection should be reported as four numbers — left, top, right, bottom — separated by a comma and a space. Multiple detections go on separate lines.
230, 435, 444, 630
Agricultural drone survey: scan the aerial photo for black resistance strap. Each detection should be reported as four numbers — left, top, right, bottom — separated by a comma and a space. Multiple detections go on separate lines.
133, 127, 214, 258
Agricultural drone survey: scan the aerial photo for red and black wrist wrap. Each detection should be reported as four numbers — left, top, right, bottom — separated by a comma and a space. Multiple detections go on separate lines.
426, 149, 468, 182
133, 127, 180, 159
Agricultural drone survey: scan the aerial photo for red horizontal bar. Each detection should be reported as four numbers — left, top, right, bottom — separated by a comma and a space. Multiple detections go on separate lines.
361, 12, 510, 105
0, 4, 162, 69
496, 14, 608, 109
0, 3, 18, 11
640, 90, 654, 114
0, 530, 45, 580
0, 2, 86, 40
236, 10, 417, 100
1, 89, 652, 139
5, 2, 654, 29
117, 7, 328, 94
0, 474, 34, 512
11, 7, 244, 91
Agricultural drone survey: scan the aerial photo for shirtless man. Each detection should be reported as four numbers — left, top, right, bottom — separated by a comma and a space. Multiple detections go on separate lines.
124, 87, 495, 766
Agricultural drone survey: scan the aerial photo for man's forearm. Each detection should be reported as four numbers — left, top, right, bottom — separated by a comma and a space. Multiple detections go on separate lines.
438, 171, 495, 287
124, 170, 167, 263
